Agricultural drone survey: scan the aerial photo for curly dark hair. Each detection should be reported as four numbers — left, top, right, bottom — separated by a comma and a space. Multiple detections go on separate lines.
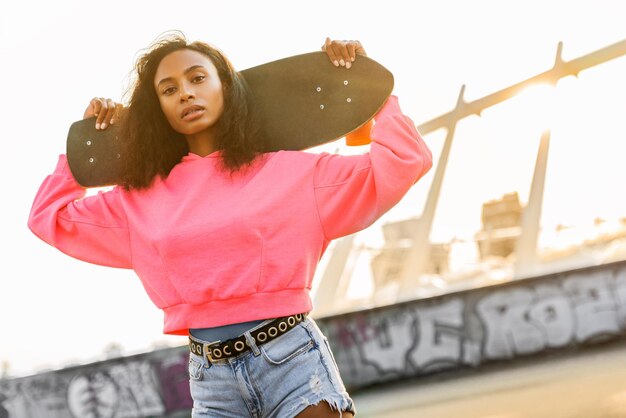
118, 31, 265, 189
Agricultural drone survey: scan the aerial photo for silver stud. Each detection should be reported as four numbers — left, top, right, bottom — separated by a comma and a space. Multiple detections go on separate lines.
86, 140, 92, 146
316, 86, 321, 92
346, 98, 352, 103
344, 80, 349, 85
88, 157, 95, 164
320, 104, 325, 110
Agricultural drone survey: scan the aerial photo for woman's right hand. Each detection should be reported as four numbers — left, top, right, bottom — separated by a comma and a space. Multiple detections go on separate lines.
83, 97, 124, 130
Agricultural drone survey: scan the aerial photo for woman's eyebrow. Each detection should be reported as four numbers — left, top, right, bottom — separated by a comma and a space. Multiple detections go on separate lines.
157, 65, 206, 87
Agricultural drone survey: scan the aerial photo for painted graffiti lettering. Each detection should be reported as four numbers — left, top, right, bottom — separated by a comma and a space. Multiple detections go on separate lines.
477, 288, 546, 358
410, 298, 464, 370
562, 271, 621, 342
528, 285, 574, 348
320, 263, 626, 389
358, 311, 415, 375
615, 267, 626, 326
2, 263, 626, 415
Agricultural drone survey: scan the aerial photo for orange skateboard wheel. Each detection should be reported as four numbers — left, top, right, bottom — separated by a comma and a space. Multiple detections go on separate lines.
345, 119, 373, 146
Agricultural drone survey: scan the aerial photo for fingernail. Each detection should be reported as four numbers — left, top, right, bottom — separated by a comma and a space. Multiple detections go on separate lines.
346, 61, 351, 69
110, 118, 115, 125
351, 57, 355, 62
340, 59, 345, 67
101, 122, 107, 129
95, 123, 101, 130
333, 60, 339, 67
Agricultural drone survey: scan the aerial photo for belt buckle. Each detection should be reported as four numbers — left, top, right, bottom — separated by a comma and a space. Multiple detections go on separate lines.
204, 340, 222, 363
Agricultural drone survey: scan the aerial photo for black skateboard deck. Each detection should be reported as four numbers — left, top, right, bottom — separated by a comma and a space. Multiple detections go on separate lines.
67, 51, 394, 187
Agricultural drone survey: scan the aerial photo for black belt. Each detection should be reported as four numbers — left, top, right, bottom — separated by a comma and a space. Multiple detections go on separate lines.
189, 312, 308, 362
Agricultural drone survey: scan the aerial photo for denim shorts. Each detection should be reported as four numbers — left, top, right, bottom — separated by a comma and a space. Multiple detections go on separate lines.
188, 316, 356, 417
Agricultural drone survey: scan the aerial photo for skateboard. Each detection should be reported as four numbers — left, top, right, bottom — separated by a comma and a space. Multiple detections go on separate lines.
67, 51, 394, 187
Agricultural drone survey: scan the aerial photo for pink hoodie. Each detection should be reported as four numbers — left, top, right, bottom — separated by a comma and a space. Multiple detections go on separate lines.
28, 95, 432, 335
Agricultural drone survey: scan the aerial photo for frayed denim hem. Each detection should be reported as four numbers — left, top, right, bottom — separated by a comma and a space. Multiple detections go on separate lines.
288, 393, 356, 417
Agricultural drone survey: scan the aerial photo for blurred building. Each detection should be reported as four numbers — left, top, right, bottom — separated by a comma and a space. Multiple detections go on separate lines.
475, 192, 523, 260
371, 218, 450, 289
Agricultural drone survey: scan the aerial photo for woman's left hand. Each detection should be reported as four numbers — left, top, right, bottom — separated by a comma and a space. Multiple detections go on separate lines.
321, 38, 367, 69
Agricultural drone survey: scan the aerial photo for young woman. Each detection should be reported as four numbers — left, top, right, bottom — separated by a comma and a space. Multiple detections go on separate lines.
28, 32, 433, 417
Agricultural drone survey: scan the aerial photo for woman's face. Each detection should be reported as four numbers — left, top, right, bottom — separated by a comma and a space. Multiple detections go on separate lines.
154, 49, 225, 136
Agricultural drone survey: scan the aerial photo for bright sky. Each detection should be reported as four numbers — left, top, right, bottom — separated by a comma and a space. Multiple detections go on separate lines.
1, 0, 624, 377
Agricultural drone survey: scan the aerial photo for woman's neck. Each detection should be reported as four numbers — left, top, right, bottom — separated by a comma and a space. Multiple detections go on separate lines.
185, 127, 218, 157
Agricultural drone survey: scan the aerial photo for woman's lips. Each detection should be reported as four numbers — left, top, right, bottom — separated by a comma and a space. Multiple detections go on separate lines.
181, 106, 205, 121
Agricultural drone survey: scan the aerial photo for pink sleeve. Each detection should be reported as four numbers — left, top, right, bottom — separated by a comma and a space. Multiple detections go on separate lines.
27, 155, 133, 268
313, 95, 433, 240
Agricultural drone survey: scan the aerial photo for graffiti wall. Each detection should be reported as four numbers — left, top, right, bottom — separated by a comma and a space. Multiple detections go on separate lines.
0, 348, 191, 418
1, 260, 625, 416
317, 260, 626, 390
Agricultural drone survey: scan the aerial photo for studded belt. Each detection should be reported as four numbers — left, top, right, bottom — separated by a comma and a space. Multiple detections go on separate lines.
188, 312, 308, 362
